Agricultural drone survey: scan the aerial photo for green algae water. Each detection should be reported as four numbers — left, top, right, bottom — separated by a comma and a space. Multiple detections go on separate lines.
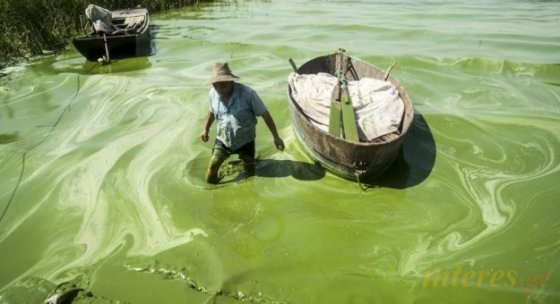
1, 0, 560, 303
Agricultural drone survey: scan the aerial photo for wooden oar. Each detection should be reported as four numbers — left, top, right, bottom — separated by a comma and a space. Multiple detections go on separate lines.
335, 50, 359, 142
384, 62, 396, 81
288, 58, 298, 72
341, 83, 359, 142
102, 33, 111, 64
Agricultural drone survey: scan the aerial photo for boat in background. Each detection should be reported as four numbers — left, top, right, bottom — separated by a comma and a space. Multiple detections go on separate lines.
72, 5, 150, 61
287, 50, 415, 182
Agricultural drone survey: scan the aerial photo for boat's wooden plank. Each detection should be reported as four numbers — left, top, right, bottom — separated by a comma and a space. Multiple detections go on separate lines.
329, 101, 342, 137
341, 88, 359, 142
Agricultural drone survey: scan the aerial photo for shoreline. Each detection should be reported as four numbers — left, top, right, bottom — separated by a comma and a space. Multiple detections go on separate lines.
0, 0, 211, 70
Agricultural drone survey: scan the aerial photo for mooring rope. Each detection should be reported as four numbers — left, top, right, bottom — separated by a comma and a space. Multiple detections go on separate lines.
0, 62, 99, 225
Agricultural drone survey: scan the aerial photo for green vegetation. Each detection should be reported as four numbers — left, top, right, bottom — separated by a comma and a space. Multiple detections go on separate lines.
0, 0, 210, 69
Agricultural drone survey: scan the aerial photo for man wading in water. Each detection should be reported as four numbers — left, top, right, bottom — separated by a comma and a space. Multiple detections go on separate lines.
200, 62, 285, 184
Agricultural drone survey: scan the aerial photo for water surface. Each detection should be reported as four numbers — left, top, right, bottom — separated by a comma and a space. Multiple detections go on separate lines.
1, 0, 559, 303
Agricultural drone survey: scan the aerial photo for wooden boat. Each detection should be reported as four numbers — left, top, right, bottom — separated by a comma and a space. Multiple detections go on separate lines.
287, 51, 414, 182
72, 6, 150, 61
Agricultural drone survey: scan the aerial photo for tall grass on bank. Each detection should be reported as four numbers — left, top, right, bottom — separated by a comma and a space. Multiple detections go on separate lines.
0, 0, 209, 69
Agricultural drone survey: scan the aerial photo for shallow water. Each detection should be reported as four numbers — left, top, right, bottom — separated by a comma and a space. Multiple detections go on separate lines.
1, 0, 559, 303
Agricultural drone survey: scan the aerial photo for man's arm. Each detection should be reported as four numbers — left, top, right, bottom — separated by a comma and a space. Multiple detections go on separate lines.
261, 111, 285, 151
200, 111, 214, 142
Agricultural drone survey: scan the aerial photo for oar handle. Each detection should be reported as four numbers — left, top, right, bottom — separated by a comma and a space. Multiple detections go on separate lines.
288, 58, 298, 72
384, 62, 396, 81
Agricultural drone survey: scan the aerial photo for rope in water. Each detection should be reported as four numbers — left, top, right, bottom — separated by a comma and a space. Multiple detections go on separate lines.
0, 62, 100, 225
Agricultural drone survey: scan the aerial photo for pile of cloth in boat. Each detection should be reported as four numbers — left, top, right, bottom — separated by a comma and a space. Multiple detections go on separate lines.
288, 72, 404, 141
85, 4, 144, 35
85, 4, 115, 34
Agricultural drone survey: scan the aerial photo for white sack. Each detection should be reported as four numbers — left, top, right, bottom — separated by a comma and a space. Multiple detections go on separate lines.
288, 72, 404, 140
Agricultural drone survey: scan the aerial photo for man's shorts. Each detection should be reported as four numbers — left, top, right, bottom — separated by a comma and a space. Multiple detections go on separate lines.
212, 139, 255, 159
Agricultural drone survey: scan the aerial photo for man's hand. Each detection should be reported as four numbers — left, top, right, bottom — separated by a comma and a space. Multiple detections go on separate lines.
200, 130, 209, 142
261, 111, 284, 152
201, 111, 215, 143
274, 136, 285, 151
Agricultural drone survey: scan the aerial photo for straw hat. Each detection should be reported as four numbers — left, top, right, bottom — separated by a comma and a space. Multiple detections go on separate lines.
206, 62, 240, 84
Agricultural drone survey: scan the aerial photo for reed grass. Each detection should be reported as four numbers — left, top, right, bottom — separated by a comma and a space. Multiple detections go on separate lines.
0, 0, 211, 69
